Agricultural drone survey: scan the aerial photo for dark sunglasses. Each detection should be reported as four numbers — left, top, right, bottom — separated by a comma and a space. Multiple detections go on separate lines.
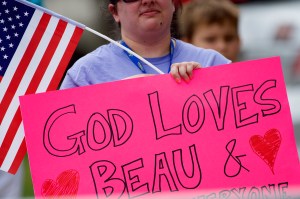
111, 0, 139, 4
122, 0, 139, 2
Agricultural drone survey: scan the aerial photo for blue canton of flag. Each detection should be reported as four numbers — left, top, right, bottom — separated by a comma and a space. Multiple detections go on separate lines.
0, 0, 34, 81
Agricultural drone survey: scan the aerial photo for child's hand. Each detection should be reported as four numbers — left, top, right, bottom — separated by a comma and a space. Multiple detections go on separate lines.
170, 61, 201, 83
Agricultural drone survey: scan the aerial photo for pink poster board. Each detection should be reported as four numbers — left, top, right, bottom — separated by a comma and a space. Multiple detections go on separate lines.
20, 57, 300, 198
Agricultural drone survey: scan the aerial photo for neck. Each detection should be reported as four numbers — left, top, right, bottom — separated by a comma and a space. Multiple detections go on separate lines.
121, 33, 172, 58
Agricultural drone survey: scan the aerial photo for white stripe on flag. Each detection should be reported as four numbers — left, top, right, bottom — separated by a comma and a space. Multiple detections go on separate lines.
0, 10, 43, 146
37, 23, 76, 93
1, 124, 24, 172
0, 12, 58, 147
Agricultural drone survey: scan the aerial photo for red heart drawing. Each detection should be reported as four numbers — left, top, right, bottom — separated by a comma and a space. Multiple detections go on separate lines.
41, 169, 80, 198
249, 128, 281, 174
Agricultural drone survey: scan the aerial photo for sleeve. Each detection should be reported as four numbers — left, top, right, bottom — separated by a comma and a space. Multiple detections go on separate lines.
211, 50, 232, 66
59, 71, 79, 90
59, 55, 93, 90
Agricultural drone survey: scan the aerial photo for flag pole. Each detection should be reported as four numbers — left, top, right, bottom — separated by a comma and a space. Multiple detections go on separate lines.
85, 27, 165, 75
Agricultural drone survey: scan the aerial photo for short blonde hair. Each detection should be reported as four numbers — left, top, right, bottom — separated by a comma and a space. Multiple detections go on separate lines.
179, 0, 239, 40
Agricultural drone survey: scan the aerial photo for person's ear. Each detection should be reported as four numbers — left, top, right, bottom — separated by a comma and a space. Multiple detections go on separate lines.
172, 1, 176, 13
108, 4, 120, 23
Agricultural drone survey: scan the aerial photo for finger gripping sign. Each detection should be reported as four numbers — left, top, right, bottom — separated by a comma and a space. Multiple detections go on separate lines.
19, 57, 300, 198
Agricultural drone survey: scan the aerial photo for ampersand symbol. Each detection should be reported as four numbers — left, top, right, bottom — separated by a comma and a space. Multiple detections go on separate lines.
224, 139, 249, 177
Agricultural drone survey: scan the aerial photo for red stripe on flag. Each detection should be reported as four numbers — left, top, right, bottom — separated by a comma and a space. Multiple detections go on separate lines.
8, 139, 27, 174
0, 108, 22, 166
48, 26, 84, 90
0, 13, 51, 123
0, 20, 67, 170
26, 20, 67, 94
0, 23, 83, 172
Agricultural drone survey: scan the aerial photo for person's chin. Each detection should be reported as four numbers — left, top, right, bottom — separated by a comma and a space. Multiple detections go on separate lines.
141, 20, 162, 30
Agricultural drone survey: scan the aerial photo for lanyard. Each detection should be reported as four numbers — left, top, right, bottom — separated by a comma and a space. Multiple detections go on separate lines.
120, 39, 175, 74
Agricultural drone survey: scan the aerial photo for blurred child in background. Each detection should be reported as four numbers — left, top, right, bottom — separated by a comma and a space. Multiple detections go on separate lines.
178, 0, 241, 62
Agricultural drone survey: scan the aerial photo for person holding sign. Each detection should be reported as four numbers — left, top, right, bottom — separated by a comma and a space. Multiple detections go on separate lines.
60, 0, 230, 89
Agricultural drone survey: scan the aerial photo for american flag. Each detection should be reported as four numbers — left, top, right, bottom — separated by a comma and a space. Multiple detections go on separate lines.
0, 0, 84, 174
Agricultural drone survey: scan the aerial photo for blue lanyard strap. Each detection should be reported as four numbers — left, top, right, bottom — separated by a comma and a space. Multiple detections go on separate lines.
120, 39, 175, 74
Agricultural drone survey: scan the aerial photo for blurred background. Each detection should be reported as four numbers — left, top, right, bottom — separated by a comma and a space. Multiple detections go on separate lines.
237, 0, 300, 160
14, 0, 300, 197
